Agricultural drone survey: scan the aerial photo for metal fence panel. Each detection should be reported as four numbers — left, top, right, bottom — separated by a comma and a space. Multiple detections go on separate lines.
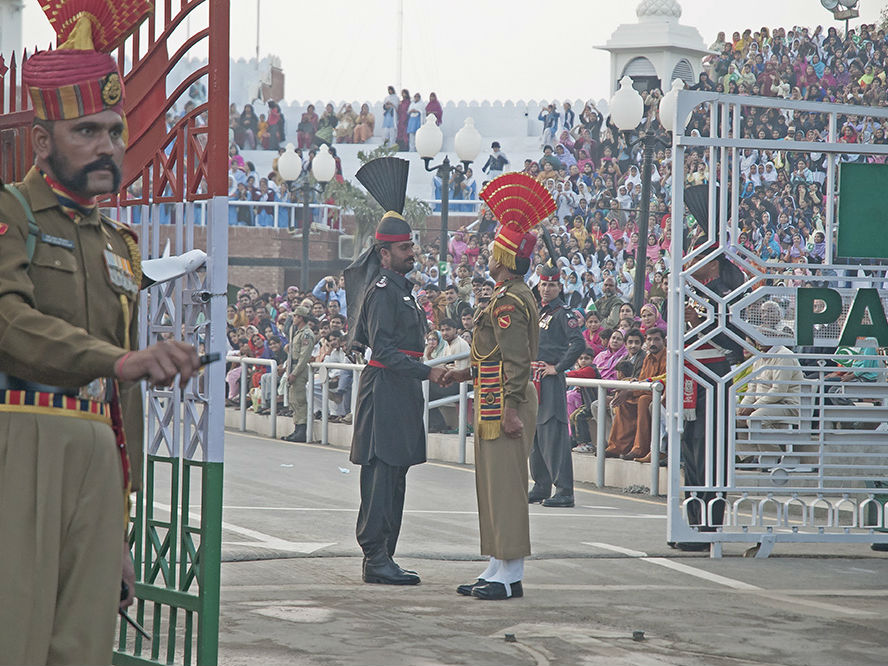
666, 91, 888, 556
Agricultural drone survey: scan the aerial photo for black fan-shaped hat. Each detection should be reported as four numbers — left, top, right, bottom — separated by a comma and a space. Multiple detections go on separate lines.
355, 157, 409, 215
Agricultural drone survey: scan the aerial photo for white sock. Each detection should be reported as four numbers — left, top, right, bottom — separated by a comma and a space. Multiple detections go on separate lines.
488, 557, 524, 596
479, 557, 500, 580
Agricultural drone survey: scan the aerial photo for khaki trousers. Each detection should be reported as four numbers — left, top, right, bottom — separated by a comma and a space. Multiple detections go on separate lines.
288, 373, 308, 426
0, 412, 123, 666
474, 382, 538, 560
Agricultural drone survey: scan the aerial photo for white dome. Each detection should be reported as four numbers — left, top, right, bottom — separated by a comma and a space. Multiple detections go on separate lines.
636, 0, 682, 20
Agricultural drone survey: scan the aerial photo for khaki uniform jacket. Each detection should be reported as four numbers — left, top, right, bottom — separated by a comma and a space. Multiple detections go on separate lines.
288, 325, 315, 378
470, 276, 539, 559
0, 167, 143, 488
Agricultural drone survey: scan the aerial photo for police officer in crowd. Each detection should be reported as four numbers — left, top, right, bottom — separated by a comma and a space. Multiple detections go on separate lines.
283, 305, 315, 442
529, 265, 585, 507
346, 158, 446, 585
0, 13, 200, 663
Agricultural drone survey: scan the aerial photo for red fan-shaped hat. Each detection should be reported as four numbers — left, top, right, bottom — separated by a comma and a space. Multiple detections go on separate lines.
481, 173, 555, 270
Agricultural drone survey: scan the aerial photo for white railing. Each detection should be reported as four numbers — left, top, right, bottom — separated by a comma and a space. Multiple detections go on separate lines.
226, 355, 279, 438
565, 378, 665, 496
305, 352, 666, 495
423, 199, 482, 215
124, 200, 343, 231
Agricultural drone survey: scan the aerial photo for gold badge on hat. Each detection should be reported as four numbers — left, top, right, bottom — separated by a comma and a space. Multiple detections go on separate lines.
101, 72, 122, 106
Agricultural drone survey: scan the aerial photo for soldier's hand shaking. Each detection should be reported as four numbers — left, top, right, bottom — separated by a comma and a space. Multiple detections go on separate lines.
427, 366, 448, 386
115, 340, 201, 387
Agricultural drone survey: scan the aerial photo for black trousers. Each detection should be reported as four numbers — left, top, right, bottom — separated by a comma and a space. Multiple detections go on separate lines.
530, 417, 574, 496
681, 360, 731, 529
356, 459, 408, 560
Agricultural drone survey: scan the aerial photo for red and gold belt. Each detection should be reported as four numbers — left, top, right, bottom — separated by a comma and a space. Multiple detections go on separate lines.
0, 388, 110, 423
368, 349, 423, 368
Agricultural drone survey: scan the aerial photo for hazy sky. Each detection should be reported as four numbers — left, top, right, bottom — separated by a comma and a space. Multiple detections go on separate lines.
19, 0, 886, 103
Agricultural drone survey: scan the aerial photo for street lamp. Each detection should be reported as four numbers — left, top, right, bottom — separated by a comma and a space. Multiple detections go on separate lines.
277, 142, 336, 290
608, 75, 670, 312
416, 116, 481, 289
820, 0, 860, 37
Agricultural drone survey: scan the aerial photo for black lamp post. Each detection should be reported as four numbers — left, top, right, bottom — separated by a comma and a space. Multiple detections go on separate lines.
415, 116, 482, 290
609, 77, 670, 312
277, 143, 336, 290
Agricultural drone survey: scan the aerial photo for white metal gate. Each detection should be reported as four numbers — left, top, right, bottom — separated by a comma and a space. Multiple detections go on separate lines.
666, 90, 888, 556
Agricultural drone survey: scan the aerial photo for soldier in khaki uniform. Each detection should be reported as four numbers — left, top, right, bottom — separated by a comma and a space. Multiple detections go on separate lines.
283, 305, 316, 442
0, 11, 200, 665
443, 173, 552, 601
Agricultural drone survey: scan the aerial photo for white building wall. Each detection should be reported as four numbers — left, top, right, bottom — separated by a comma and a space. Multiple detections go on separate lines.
0, 0, 24, 61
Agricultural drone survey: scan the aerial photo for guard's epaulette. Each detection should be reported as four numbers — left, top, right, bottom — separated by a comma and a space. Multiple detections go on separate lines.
375, 275, 388, 288
101, 214, 139, 243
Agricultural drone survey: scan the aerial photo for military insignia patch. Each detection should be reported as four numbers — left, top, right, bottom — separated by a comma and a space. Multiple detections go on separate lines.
497, 314, 511, 329
0, 222, 7, 235
493, 304, 515, 316
567, 316, 580, 328
101, 72, 122, 107
376, 276, 388, 288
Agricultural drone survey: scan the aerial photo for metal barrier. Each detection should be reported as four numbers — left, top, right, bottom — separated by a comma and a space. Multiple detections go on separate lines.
133, 199, 343, 230
307, 352, 473, 461
225, 355, 279, 438
565, 378, 665, 496
304, 353, 665, 494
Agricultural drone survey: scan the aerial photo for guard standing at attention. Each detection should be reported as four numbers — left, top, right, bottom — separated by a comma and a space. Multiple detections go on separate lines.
443, 173, 553, 600
529, 265, 585, 508
283, 305, 316, 442
0, 5, 201, 663
345, 157, 446, 585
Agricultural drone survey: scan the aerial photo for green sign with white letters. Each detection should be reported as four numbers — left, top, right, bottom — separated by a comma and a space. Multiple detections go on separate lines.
837, 163, 888, 259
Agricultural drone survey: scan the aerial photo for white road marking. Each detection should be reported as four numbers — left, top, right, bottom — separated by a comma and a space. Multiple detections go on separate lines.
584, 542, 874, 616
218, 506, 663, 518
153, 502, 334, 554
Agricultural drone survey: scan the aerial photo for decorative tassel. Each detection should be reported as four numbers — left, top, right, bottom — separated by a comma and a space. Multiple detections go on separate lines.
492, 243, 516, 270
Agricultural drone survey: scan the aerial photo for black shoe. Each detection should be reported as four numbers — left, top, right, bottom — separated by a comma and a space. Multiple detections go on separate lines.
542, 495, 575, 508
456, 578, 487, 596
472, 581, 523, 600
528, 485, 550, 503
674, 541, 710, 552
281, 430, 299, 441
871, 543, 888, 552
363, 556, 420, 585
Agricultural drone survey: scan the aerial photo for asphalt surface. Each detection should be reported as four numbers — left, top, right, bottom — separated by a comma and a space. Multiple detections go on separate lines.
210, 431, 887, 666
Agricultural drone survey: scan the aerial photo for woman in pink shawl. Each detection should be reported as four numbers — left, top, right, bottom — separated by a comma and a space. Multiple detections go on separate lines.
592, 329, 628, 380
639, 303, 666, 336
646, 232, 661, 263
397, 89, 411, 148
448, 229, 467, 263
582, 310, 606, 356
425, 92, 443, 126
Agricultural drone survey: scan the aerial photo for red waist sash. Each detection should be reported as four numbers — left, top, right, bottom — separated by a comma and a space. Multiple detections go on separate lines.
368, 349, 423, 368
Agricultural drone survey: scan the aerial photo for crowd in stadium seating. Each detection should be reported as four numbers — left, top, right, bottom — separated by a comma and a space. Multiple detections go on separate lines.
225, 21, 888, 454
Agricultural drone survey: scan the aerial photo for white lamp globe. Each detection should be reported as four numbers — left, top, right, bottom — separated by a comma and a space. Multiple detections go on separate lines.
609, 76, 644, 132
658, 78, 685, 133
277, 143, 303, 180
454, 117, 482, 162
415, 115, 443, 159
312, 144, 336, 183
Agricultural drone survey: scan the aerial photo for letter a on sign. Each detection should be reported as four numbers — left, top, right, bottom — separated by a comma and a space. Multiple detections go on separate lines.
839, 288, 888, 347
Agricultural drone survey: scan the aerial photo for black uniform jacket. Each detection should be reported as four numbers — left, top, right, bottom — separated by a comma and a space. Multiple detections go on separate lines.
536, 296, 585, 424
349, 268, 431, 467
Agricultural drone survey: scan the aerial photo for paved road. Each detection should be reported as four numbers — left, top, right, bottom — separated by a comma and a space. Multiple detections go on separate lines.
213, 431, 888, 666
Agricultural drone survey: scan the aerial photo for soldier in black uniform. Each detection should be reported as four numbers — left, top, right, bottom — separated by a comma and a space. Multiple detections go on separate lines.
345, 158, 446, 585
529, 265, 586, 508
